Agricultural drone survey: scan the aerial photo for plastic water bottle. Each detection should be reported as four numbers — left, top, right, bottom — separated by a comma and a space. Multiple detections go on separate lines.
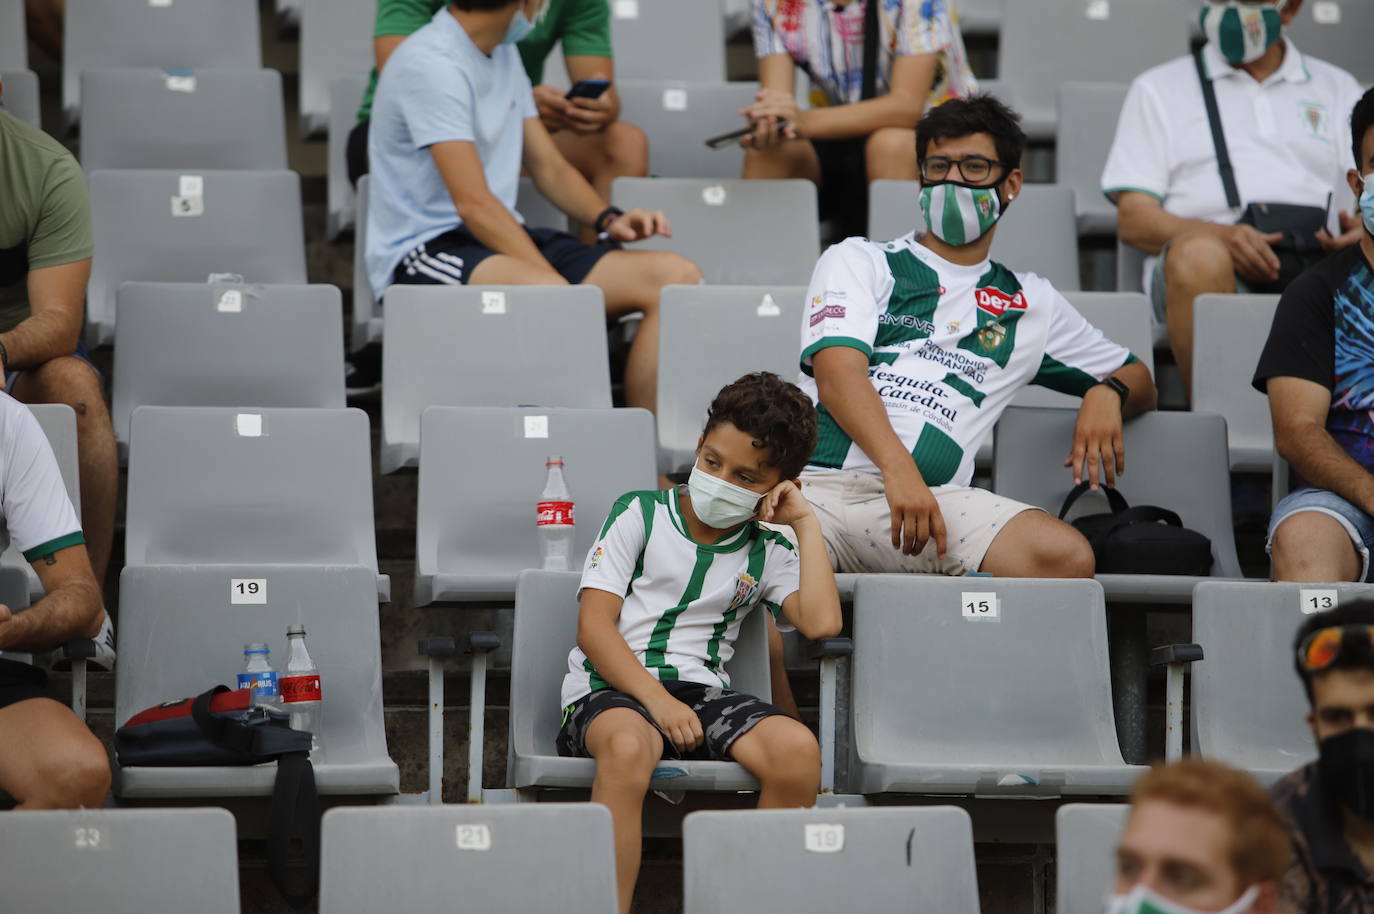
237, 642, 281, 711
281, 624, 323, 755
537, 455, 575, 571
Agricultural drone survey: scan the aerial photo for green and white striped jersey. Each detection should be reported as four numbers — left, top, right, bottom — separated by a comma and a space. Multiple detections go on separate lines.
561, 488, 799, 708
798, 234, 1139, 486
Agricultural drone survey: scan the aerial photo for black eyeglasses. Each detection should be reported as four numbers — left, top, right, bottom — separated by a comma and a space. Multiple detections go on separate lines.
919, 155, 1005, 184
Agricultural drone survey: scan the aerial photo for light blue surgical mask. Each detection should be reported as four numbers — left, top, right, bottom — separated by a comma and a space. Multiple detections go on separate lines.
686, 465, 762, 529
501, 8, 535, 45
1359, 173, 1374, 237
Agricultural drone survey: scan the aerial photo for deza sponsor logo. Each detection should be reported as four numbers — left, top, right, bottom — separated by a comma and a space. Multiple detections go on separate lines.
974, 286, 1027, 319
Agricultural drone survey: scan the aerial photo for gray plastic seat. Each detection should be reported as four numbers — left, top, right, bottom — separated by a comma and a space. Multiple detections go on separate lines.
1057, 82, 1129, 236
657, 284, 805, 472
125, 407, 387, 600
320, 804, 617, 914
1193, 294, 1280, 472
0, 405, 80, 601
1, 69, 39, 127
958, 0, 1004, 35
868, 181, 1081, 291
414, 406, 657, 604
616, 80, 760, 178
1011, 292, 1155, 411
1056, 804, 1130, 914
326, 75, 366, 240
612, 177, 819, 285
63, 0, 260, 124
516, 176, 568, 231
853, 575, 1145, 796
0, 0, 25, 67
299, 0, 371, 137
351, 175, 380, 350
80, 69, 287, 172
380, 285, 612, 473
0, 808, 240, 913
1000, 0, 1188, 139
684, 807, 980, 914
610, 0, 725, 81
86, 169, 306, 347
1287, 0, 1374, 83
510, 569, 771, 792
1189, 581, 1367, 784
992, 407, 1245, 602
111, 283, 345, 453
114, 564, 399, 798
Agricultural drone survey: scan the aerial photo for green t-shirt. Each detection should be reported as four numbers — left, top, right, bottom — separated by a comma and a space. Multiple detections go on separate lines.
356, 0, 613, 122
0, 112, 92, 335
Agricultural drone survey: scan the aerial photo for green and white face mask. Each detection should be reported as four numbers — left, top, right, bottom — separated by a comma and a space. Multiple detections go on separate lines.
919, 179, 1007, 247
1199, 1, 1284, 65
1104, 883, 1259, 914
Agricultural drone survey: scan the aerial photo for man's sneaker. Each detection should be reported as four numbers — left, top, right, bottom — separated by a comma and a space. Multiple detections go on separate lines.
49, 611, 116, 672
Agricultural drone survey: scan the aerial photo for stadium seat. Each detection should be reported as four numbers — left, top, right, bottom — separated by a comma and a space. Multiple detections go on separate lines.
1012, 292, 1156, 411
1057, 82, 1129, 236
326, 75, 366, 240
0, 0, 25, 68
1192, 294, 1280, 472
319, 804, 617, 913
1287, 0, 1374, 83
610, 0, 726, 82
63, 0, 260, 125
111, 283, 346, 454
851, 575, 1146, 796
656, 284, 805, 473
0, 808, 240, 913
508, 569, 771, 793
992, 407, 1246, 602
0, 69, 39, 127
1056, 804, 1130, 914
516, 175, 568, 232
114, 564, 399, 798
612, 177, 819, 285
999, 0, 1188, 139
80, 69, 287, 172
0, 405, 80, 602
380, 285, 612, 473
867, 181, 1082, 291
958, 0, 1004, 36
684, 807, 980, 914
86, 169, 306, 348
298, 0, 371, 137
352, 175, 380, 351
1188, 581, 1365, 784
413, 406, 657, 604
124, 407, 388, 600
616, 80, 759, 178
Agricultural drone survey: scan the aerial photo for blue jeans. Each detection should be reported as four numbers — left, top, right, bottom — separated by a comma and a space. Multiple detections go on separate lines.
1267, 487, 1374, 582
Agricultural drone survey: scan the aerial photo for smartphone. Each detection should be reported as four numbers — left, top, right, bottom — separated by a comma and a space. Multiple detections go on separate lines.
566, 79, 612, 101
705, 119, 789, 149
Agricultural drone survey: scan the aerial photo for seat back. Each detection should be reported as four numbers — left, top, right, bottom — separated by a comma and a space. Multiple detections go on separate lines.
617, 80, 760, 178
112, 283, 345, 446
1192, 294, 1280, 472
125, 407, 377, 571
63, 0, 260, 121
0, 808, 240, 914
1287, 0, 1374, 82
325, 75, 367, 239
416, 407, 657, 601
510, 569, 771, 762
657, 284, 806, 471
0, 0, 25, 67
86, 169, 306, 347
683, 807, 980, 914
1056, 804, 1130, 914
80, 69, 287, 172
1056, 82, 1129, 235
992, 407, 1243, 578
0, 69, 39, 126
867, 182, 1081, 290
516, 176, 567, 232
610, 0, 725, 81
1013, 292, 1155, 410
352, 174, 378, 350
298, 0, 371, 136
612, 177, 819, 285
852, 575, 1129, 770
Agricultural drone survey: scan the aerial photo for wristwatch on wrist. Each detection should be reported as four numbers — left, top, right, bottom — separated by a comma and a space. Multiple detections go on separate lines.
593, 206, 624, 242
1096, 376, 1129, 407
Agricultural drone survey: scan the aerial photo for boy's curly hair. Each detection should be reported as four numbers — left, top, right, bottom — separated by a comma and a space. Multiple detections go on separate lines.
702, 372, 818, 481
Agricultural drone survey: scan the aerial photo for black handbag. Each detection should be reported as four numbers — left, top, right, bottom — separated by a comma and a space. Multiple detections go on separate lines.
1058, 481, 1214, 576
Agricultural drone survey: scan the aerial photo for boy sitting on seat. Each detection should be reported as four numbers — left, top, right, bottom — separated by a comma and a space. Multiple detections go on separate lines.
557, 371, 842, 913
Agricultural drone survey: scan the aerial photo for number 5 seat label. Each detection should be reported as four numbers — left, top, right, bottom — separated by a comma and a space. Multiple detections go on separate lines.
962, 592, 998, 619
232, 578, 266, 604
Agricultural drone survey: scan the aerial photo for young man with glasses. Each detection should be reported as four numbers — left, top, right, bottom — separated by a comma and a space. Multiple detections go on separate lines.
795, 95, 1156, 578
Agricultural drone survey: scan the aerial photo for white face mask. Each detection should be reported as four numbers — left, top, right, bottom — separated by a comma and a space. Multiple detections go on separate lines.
686, 464, 762, 529
1104, 883, 1259, 914
1358, 173, 1374, 236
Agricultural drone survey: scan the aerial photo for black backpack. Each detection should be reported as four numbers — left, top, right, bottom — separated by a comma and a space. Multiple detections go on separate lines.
1058, 481, 1213, 576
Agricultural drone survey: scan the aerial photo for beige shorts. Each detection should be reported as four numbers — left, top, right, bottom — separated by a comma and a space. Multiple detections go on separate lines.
800, 468, 1040, 575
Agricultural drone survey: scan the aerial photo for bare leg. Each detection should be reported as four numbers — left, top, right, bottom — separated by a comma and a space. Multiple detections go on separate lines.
0, 697, 110, 809
979, 510, 1096, 578
1162, 232, 1236, 395
765, 615, 800, 719
864, 127, 918, 181
1271, 511, 1363, 582
585, 708, 664, 914
465, 255, 567, 286
729, 715, 820, 808
742, 138, 822, 182
554, 123, 650, 241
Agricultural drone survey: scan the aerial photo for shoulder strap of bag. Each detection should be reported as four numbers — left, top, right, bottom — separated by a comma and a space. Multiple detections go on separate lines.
265, 752, 321, 908
861, 0, 880, 101
1194, 49, 1241, 212
1058, 480, 1130, 520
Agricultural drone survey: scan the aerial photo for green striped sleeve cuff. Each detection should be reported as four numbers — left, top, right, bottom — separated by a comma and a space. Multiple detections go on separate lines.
1102, 186, 1163, 206
23, 531, 85, 563
800, 337, 874, 376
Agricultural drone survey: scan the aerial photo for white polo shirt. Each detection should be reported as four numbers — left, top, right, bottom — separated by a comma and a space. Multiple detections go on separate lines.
1101, 39, 1363, 294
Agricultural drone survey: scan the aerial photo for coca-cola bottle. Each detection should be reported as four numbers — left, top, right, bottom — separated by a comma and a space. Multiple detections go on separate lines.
537, 455, 575, 571
281, 624, 323, 756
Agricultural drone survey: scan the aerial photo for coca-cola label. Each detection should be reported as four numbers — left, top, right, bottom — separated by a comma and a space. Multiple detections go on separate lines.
537, 501, 575, 526
280, 674, 322, 703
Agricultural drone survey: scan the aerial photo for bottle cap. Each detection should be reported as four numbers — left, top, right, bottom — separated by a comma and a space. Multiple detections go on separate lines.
287, 624, 306, 637
546, 455, 564, 466
244, 642, 268, 653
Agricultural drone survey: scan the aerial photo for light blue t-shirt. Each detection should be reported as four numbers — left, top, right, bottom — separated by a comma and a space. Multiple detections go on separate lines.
366, 8, 537, 298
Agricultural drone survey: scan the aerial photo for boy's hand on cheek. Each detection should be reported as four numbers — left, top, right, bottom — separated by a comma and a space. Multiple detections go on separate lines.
757, 480, 815, 528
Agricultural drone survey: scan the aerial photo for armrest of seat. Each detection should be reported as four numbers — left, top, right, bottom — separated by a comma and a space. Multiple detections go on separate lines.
418, 636, 457, 659
809, 638, 853, 795
466, 632, 501, 654
808, 637, 853, 661
1149, 643, 1204, 667
58, 638, 99, 661
465, 633, 500, 803
1151, 643, 1203, 762
58, 638, 97, 722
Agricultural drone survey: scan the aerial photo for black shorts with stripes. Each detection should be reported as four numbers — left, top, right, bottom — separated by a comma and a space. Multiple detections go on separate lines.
391, 226, 616, 287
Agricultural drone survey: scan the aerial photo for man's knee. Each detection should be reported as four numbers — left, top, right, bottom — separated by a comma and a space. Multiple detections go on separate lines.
593, 724, 661, 783
24, 357, 108, 424
603, 121, 649, 175
1038, 520, 1096, 578
754, 722, 820, 788
1164, 233, 1234, 286
1272, 511, 1358, 581
643, 252, 703, 291
39, 740, 111, 809
864, 127, 915, 173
